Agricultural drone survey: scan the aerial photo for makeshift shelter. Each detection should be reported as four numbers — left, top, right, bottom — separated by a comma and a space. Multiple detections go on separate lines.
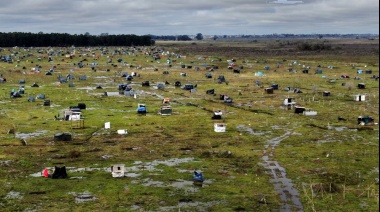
283, 98, 296, 108
43, 99, 51, 106
214, 123, 226, 132
137, 103, 147, 114
157, 83, 165, 90
117, 129, 128, 135
322, 91, 331, 97
54, 133, 72, 141
218, 75, 226, 83
265, 88, 274, 94
224, 96, 233, 103
193, 171, 204, 183
31, 82, 39, 87
315, 70, 323, 74
104, 92, 120, 96
174, 81, 181, 87
19, 79, 26, 84
142, 81, 150, 86
160, 106, 172, 115
358, 116, 375, 126
303, 109, 317, 116
111, 164, 125, 178
294, 106, 306, 114
37, 94, 45, 99
206, 89, 215, 95
271, 84, 279, 90
212, 110, 222, 119
64, 110, 81, 121
302, 69, 309, 74
183, 84, 194, 90
365, 70, 372, 74
124, 75, 132, 81
10, 92, 22, 98
78, 103, 86, 110
52, 166, 68, 179
354, 94, 366, 102
28, 96, 35, 102
358, 83, 365, 89
205, 73, 212, 78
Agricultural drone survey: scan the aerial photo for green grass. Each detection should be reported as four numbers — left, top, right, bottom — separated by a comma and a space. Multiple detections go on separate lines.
0, 40, 378, 211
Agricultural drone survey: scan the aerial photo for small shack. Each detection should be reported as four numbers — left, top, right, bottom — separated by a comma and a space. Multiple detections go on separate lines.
358, 83, 365, 89
183, 84, 194, 90
265, 87, 274, 94
322, 91, 331, 96
294, 106, 306, 114
52, 166, 68, 179
354, 94, 366, 102
157, 82, 165, 90
63, 110, 81, 121
111, 164, 125, 178
357, 116, 375, 126
137, 103, 147, 114
212, 110, 222, 119
43, 99, 51, 106
160, 105, 172, 115
54, 133, 72, 141
303, 109, 317, 116
214, 123, 226, 132
283, 97, 296, 109
271, 84, 279, 90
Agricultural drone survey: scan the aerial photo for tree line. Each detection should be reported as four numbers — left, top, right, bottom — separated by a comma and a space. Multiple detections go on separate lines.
0, 32, 154, 47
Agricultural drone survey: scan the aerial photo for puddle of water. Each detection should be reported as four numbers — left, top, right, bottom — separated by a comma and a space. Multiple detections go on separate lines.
125, 173, 141, 178
30, 158, 198, 181
68, 191, 97, 203
5, 191, 23, 199
15, 130, 49, 139
327, 126, 358, 132
260, 132, 304, 212
236, 124, 268, 135
156, 200, 227, 212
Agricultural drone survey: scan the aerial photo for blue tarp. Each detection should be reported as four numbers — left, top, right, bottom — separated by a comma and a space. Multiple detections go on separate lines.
193, 171, 204, 182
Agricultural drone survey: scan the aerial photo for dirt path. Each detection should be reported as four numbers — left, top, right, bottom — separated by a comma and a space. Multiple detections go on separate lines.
260, 131, 304, 212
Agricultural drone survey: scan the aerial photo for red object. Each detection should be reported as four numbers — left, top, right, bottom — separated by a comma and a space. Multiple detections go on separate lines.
43, 168, 49, 178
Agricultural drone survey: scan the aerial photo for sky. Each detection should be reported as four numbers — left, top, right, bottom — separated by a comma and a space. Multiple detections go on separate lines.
0, 0, 378, 36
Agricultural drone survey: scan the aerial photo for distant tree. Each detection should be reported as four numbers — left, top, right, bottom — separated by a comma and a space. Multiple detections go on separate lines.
177, 35, 192, 41
213, 35, 218, 40
195, 33, 203, 40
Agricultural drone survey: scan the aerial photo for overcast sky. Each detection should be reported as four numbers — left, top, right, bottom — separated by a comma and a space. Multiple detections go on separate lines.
0, 0, 378, 36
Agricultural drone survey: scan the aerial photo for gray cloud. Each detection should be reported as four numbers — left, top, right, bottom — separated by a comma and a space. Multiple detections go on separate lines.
0, 0, 378, 35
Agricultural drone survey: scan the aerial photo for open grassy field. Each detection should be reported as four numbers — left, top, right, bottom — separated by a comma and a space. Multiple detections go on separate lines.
0, 37, 378, 211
